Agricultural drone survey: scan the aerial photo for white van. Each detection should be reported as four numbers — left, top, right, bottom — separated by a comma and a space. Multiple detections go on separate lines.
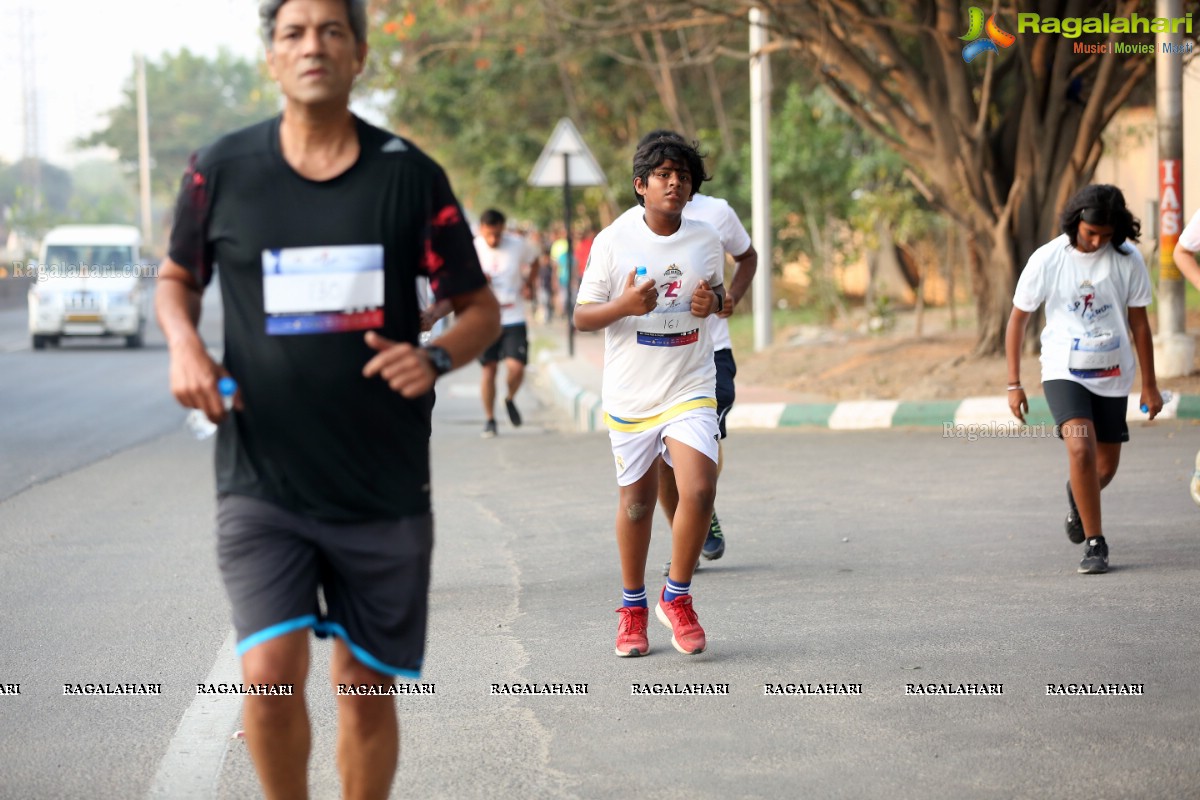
27, 225, 150, 349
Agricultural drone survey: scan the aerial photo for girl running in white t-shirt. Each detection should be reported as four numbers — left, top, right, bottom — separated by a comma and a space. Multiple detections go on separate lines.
1006, 184, 1163, 574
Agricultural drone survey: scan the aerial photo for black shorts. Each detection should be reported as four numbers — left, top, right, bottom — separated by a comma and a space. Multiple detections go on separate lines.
1042, 379, 1130, 444
479, 323, 529, 365
216, 494, 433, 678
715, 348, 737, 440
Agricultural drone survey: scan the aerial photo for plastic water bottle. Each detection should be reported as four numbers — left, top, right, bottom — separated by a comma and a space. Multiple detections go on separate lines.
635, 265, 651, 286
185, 377, 238, 440
1140, 390, 1172, 414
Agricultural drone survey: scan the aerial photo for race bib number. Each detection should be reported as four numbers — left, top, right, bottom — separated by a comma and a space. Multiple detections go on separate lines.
633, 266, 699, 347
1068, 332, 1120, 379
262, 244, 384, 335
636, 308, 700, 347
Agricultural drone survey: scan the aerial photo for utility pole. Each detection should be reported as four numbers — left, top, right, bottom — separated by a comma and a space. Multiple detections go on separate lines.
136, 54, 154, 250
18, 2, 41, 211
749, 6, 773, 352
1155, 0, 1193, 376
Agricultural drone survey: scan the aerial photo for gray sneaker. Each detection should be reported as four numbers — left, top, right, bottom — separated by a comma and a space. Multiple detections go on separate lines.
1078, 536, 1109, 574
661, 559, 701, 577
481, 420, 498, 438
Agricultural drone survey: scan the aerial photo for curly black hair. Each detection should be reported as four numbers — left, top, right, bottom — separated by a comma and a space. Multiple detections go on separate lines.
632, 134, 710, 207
1059, 184, 1141, 254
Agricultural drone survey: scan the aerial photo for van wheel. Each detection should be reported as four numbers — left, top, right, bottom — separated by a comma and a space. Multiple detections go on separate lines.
32, 335, 47, 350
125, 330, 144, 349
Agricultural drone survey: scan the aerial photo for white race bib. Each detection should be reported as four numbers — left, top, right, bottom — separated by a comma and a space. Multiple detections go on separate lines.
635, 267, 699, 347
262, 244, 384, 335
1068, 332, 1121, 379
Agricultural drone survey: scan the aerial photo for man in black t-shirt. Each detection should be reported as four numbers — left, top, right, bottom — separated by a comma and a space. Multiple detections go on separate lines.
155, 1, 500, 796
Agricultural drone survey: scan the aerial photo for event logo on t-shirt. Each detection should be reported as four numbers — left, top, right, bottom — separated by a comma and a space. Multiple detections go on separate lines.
1066, 280, 1120, 378
1066, 280, 1113, 325
262, 244, 385, 335
636, 264, 699, 347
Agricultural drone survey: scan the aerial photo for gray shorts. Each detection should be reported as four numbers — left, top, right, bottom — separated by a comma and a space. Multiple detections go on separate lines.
216, 494, 433, 678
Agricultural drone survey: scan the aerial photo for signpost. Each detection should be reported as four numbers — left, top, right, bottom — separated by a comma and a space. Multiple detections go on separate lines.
528, 118, 606, 356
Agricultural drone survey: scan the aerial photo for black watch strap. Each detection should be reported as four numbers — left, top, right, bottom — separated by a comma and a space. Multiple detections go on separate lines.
423, 345, 453, 377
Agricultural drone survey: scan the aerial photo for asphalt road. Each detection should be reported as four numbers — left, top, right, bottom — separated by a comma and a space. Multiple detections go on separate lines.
1, 291, 1199, 799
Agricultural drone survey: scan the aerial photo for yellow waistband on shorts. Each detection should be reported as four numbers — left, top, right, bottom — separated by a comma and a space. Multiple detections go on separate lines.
604, 398, 717, 432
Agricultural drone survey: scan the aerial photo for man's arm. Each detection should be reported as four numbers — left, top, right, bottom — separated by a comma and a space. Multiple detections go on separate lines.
1173, 242, 1200, 292
523, 256, 539, 300
156, 258, 236, 422
364, 286, 500, 398
717, 245, 757, 319
420, 298, 455, 331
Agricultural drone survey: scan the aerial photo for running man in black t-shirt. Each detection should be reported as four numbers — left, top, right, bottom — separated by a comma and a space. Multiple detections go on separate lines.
155, 1, 500, 797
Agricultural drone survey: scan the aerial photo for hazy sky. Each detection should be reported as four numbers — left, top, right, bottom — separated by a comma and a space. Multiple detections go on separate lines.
0, 0, 263, 166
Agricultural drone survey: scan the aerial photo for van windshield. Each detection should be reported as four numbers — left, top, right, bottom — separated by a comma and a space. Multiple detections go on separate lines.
44, 245, 136, 268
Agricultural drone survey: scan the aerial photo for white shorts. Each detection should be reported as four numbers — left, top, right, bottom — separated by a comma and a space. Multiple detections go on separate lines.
608, 407, 720, 486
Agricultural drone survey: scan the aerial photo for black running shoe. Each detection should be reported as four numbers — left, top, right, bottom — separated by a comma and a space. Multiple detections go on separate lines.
505, 398, 522, 427
482, 419, 498, 438
1078, 536, 1109, 574
1064, 481, 1085, 544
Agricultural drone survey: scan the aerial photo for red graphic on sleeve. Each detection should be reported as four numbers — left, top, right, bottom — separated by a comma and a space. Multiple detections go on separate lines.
422, 240, 445, 274
432, 205, 461, 228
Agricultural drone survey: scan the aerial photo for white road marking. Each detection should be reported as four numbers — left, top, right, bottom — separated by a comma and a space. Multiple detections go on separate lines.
146, 630, 242, 800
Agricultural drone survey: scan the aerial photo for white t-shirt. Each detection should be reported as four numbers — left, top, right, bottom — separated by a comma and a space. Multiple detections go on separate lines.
1178, 209, 1200, 251
474, 232, 536, 327
1013, 234, 1152, 397
617, 193, 752, 352
577, 213, 725, 420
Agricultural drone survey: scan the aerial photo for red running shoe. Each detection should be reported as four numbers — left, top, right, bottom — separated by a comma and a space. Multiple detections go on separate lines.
614, 607, 650, 657
655, 588, 706, 654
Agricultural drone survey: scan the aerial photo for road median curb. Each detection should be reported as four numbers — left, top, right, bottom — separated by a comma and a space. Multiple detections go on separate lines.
536, 352, 1197, 432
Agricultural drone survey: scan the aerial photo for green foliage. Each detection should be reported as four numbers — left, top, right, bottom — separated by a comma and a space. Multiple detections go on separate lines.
1, 159, 75, 245
78, 49, 279, 198
362, 1, 806, 226
66, 161, 139, 225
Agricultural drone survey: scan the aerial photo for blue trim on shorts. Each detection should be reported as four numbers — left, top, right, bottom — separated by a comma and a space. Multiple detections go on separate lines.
236, 614, 320, 657
315, 621, 423, 680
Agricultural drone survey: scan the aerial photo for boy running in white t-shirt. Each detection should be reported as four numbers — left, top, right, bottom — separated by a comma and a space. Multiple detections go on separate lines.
575, 135, 725, 656
1006, 184, 1163, 574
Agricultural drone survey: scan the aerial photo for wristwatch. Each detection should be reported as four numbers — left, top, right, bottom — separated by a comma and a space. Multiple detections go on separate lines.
423, 345, 453, 377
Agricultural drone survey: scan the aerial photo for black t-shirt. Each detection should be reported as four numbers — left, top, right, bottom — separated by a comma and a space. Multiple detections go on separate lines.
169, 115, 485, 522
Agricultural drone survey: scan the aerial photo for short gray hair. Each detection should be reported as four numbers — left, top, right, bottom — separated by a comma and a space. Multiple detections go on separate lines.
259, 0, 368, 47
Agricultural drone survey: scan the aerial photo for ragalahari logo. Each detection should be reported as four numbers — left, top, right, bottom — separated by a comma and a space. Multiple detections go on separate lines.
961, 7, 1016, 62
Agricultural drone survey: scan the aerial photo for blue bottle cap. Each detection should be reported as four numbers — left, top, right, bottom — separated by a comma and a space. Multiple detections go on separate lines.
217, 376, 238, 397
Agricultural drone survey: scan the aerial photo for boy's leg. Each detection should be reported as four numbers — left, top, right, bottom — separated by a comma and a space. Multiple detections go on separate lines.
616, 466, 659, 589
480, 361, 498, 421
663, 437, 718, 585
504, 357, 526, 401
241, 631, 312, 800
659, 427, 725, 526
657, 459, 680, 524
330, 639, 399, 800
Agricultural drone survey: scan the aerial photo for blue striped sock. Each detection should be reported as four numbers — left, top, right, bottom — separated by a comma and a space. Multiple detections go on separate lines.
663, 579, 690, 603
622, 586, 647, 608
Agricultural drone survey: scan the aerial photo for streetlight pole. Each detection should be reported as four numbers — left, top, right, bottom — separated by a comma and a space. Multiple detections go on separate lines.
1155, 0, 1193, 376
750, 6, 773, 352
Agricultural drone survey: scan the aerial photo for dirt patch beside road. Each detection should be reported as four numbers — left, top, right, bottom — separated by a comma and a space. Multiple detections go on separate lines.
736, 308, 1200, 402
